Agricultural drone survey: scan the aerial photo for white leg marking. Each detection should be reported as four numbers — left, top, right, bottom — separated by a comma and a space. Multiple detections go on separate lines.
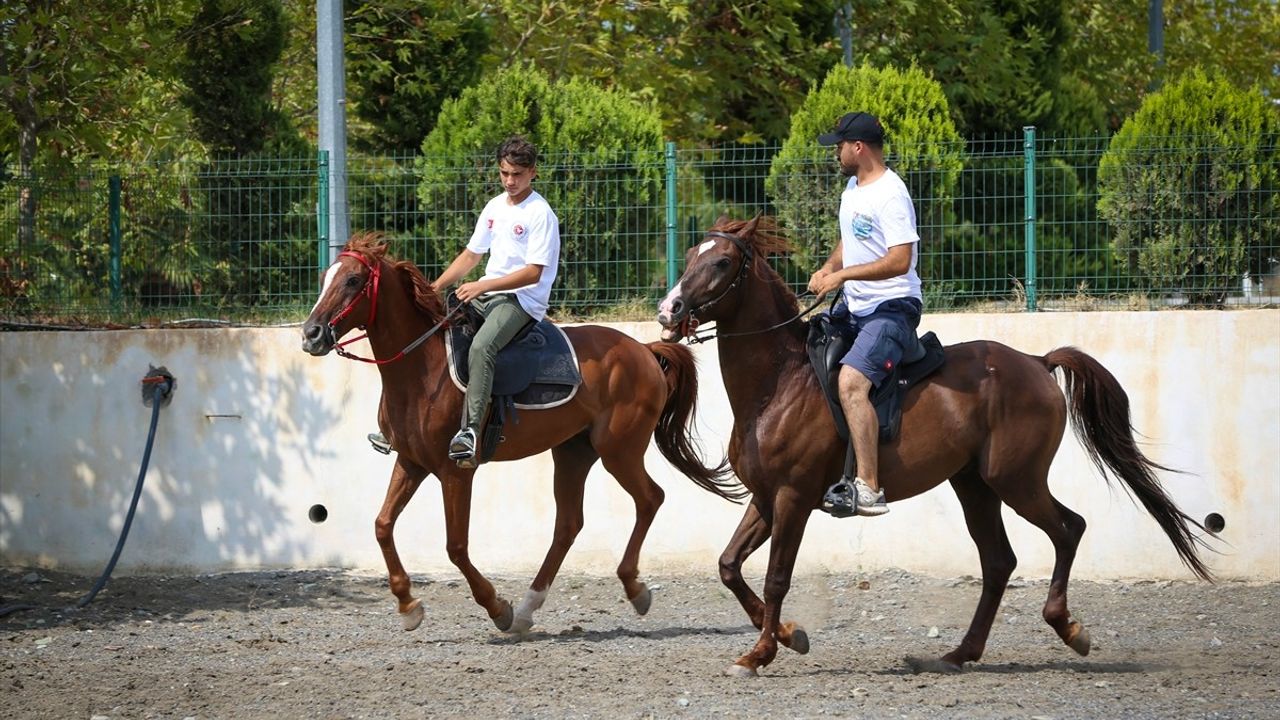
510, 588, 547, 634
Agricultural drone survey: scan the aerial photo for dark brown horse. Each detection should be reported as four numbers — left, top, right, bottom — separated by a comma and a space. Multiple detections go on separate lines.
656, 215, 1212, 677
302, 232, 742, 634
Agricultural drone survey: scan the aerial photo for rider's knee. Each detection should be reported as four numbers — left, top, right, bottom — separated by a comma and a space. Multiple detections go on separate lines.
838, 364, 872, 397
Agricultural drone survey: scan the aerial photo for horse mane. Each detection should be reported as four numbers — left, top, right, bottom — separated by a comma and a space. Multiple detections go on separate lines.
342, 231, 445, 321
708, 215, 800, 314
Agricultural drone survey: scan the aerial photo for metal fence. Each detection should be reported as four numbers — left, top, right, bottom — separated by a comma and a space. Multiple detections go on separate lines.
2, 131, 1276, 325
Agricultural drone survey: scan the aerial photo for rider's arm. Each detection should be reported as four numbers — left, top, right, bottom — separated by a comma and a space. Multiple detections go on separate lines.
432, 249, 484, 294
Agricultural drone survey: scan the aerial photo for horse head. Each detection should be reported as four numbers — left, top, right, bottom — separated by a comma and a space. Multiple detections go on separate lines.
301, 234, 386, 356
656, 214, 801, 342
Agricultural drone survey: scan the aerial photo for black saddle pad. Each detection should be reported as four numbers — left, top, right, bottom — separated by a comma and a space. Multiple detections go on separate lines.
446, 297, 581, 408
806, 313, 946, 443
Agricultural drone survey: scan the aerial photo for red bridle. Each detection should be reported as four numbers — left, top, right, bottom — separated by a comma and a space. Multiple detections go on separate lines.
324, 250, 463, 365
328, 250, 381, 333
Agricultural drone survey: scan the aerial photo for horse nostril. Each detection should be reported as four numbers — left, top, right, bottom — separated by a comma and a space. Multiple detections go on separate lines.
304, 324, 322, 341
670, 299, 684, 316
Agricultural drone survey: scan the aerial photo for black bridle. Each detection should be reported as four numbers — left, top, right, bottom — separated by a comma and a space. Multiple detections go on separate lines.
680, 230, 825, 344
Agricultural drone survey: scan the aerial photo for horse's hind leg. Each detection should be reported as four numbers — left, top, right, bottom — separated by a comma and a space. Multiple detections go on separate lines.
997, 478, 1090, 656
375, 459, 429, 630
921, 465, 1017, 671
509, 433, 599, 633
595, 433, 665, 615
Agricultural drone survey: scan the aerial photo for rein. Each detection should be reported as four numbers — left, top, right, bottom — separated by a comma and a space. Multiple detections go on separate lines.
684, 293, 826, 344
329, 250, 464, 365
681, 230, 824, 344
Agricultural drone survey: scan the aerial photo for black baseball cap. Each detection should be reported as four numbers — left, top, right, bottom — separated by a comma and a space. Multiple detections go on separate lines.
817, 112, 885, 146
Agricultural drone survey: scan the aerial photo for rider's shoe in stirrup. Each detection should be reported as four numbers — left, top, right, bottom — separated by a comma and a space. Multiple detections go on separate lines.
819, 477, 857, 518
368, 432, 392, 455
448, 426, 479, 468
854, 477, 889, 517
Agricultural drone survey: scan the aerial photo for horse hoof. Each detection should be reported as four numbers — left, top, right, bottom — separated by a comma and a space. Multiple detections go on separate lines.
401, 600, 424, 632
492, 600, 514, 632
629, 585, 652, 616
781, 624, 810, 655
509, 615, 534, 635
1067, 623, 1091, 656
724, 663, 758, 678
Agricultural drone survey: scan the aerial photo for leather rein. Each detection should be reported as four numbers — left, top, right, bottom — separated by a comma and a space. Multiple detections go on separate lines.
681, 231, 824, 344
327, 251, 464, 365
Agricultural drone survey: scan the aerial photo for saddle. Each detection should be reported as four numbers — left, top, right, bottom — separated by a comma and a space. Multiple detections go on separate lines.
805, 306, 946, 444
445, 294, 582, 464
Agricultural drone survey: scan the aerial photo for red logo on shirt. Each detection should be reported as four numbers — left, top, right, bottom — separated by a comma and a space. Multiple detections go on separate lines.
487, 218, 494, 229
513, 224, 525, 236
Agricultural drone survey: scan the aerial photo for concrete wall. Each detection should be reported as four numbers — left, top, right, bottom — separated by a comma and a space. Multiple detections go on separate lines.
2, 311, 1277, 581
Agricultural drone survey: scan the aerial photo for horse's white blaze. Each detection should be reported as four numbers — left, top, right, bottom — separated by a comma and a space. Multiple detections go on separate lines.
311, 262, 341, 313
657, 281, 683, 317
514, 588, 547, 626
698, 239, 716, 255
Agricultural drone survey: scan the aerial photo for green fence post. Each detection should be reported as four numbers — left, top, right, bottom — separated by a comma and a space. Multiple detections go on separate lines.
1023, 126, 1038, 312
109, 175, 122, 307
665, 141, 678, 290
317, 150, 330, 273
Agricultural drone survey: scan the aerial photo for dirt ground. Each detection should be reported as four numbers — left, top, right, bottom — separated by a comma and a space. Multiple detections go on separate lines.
1, 565, 1276, 719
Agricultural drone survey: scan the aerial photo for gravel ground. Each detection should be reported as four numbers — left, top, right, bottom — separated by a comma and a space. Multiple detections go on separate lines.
1, 566, 1276, 719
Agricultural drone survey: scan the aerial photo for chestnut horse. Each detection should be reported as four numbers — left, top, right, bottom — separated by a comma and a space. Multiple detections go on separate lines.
656, 215, 1212, 677
302, 233, 742, 634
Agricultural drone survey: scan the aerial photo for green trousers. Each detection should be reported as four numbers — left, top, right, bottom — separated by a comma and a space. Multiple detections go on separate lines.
464, 293, 533, 429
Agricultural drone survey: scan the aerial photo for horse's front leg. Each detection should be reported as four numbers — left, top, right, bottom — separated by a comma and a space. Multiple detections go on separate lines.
439, 472, 513, 631
719, 499, 810, 656
728, 487, 813, 677
375, 458, 429, 631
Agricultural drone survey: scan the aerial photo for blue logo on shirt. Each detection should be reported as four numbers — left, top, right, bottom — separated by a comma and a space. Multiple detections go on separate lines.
852, 213, 874, 241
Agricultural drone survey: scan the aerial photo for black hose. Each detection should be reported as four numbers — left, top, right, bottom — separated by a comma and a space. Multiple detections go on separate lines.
77, 379, 168, 607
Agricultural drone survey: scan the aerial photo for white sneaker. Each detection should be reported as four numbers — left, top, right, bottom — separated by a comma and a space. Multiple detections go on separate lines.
854, 478, 888, 516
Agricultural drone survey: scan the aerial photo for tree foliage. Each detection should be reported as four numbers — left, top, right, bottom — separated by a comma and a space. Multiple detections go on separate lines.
766, 64, 963, 281
418, 66, 665, 308
841, 0, 1070, 137
475, 0, 840, 145
344, 0, 490, 154
1098, 69, 1279, 304
180, 0, 301, 156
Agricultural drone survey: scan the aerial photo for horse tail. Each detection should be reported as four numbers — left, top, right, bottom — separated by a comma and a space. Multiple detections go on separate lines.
1043, 347, 1214, 581
648, 342, 748, 503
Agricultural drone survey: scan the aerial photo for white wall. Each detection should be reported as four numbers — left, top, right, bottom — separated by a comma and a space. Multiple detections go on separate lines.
2, 311, 1277, 581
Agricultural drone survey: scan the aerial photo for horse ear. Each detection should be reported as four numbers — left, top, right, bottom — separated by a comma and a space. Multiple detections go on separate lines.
742, 211, 763, 236
714, 213, 731, 230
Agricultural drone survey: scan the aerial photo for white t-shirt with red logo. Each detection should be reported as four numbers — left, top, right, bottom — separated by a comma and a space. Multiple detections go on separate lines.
837, 168, 922, 317
466, 190, 561, 320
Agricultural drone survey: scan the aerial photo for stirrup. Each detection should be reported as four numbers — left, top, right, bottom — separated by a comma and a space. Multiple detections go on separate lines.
819, 477, 857, 518
448, 427, 478, 467
368, 432, 392, 455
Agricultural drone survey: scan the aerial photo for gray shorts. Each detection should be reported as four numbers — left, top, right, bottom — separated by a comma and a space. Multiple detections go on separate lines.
838, 298, 923, 387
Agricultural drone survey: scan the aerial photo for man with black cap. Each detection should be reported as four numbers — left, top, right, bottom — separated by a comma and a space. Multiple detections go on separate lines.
808, 111, 923, 517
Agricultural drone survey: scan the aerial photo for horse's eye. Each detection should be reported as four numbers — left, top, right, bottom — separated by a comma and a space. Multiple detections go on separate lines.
715, 257, 732, 270
345, 275, 363, 288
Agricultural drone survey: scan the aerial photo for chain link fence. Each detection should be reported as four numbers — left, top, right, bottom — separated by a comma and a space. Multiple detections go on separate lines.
3, 132, 1275, 325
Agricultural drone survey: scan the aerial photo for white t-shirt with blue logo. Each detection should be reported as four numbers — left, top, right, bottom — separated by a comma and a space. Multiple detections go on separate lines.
837, 168, 922, 317
466, 190, 561, 321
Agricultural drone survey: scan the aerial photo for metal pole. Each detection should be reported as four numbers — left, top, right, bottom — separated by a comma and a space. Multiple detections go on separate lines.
842, 3, 853, 67
109, 175, 122, 306
317, 150, 330, 273
665, 141, 678, 290
1148, 0, 1164, 65
317, 0, 349, 264
1023, 126, 1038, 313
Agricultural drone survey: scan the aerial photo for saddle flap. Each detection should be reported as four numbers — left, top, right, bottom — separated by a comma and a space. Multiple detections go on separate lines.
445, 295, 583, 409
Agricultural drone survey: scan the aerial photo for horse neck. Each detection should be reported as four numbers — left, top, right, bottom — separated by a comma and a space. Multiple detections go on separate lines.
363, 265, 447, 381
715, 272, 809, 411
